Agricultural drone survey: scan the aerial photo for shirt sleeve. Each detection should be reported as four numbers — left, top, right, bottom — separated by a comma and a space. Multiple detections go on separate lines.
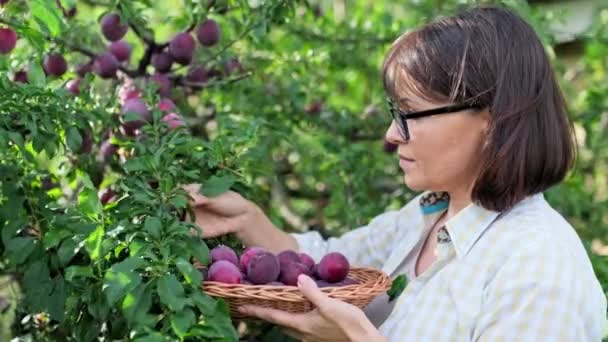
290, 195, 423, 269
473, 236, 607, 342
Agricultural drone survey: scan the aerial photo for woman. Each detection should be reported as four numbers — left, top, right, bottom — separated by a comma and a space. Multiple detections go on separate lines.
186, 5, 606, 341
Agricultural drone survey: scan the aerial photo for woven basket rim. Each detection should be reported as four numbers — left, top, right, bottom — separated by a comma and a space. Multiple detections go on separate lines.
202, 266, 392, 303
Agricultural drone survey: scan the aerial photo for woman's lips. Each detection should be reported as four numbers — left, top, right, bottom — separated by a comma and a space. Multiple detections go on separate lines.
399, 155, 415, 170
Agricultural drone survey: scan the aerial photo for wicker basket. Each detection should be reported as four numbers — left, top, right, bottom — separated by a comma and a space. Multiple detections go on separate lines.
201, 267, 392, 319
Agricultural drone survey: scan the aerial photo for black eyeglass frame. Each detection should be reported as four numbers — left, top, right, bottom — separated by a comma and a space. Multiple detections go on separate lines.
387, 97, 482, 140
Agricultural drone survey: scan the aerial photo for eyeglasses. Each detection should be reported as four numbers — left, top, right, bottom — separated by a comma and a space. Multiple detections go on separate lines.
387, 97, 481, 141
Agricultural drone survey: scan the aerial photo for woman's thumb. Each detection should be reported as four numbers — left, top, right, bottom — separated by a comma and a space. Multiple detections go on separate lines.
297, 274, 330, 308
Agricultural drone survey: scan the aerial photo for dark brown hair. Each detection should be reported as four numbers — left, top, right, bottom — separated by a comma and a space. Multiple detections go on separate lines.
382, 5, 576, 212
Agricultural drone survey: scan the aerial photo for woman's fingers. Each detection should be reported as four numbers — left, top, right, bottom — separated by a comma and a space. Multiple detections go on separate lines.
183, 183, 209, 206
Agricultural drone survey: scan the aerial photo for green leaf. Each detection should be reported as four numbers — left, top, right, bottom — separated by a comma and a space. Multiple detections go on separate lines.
5, 237, 36, 264
103, 257, 146, 306
157, 274, 187, 311
78, 188, 102, 218
201, 175, 236, 197
194, 299, 238, 340
144, 217, 162, 240
85, 225, 104, 261
132, 333, 166, 342
28, 60, 46, 87
42, 228, 71, 249
169, 194, 188, 209
47, 276, 66, 322
104, 270, 141, 307
176, 258, 202, 285
123, 158, 146, 172
57, 236, 83, 266
65, 266, 94, 282
31, 0, 64, 37
122, 283, 154, 326
187, 237, 209, 266
88, 289, 110, 321
387, 274, 408, 302
191, 292, 218, 316
112, 256, 146, 273
170, 308, 195, 338
23, 261, 55, 316
66, 127, 82, 152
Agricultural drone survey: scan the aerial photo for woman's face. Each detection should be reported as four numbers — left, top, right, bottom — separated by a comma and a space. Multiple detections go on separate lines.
385, 92, 490, 194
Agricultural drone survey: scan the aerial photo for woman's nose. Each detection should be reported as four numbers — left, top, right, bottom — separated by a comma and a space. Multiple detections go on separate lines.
385, 120, 407, 145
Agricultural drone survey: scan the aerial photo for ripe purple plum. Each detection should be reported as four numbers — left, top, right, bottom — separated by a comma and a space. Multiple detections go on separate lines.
158, 98, 176, 112
224, 58, 243, 75
317, 252, 349, 283
101, 13, 128, 41
266, 281, 285, 286
109, 40, 131, 62
121, 98, 150, 131
337, 277, 359, 286
99, 140, 118, 163
41, 177, 58, 190
240, 279, 252, 285
210, 245, 238, 266
100, 188, 117, 205
162, 113, 185, 129
305, 101, 323, 115
0, 27, 17, 54
118, 81, 141, 105
208, 260, 242, 284
43, 53, 67, 76
66, 79, 81, 95
196, 19, 220, 47
151, 51, 173, 73
169, 32, 195, 65
149, 73, 171, 97
13, 70, 27, 83
185, 66, 208, 88
247, 252, 280, 285
279, 262, 311, 286
315, 280, 332, 288
298, 253, 315, 271
93, 52, 119, 79
277, 250, 300, 271
239, 246, 265, 272
79, 129, 93, 154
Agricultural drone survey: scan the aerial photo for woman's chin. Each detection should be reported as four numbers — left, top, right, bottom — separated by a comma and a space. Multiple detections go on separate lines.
402, 173, 426, 191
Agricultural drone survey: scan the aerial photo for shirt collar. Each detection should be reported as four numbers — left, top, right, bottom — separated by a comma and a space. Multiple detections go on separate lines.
418, 191, 500, 258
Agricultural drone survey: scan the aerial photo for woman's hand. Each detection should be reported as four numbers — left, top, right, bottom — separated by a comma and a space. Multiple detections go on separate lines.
183, 184, 299, 253
239, 275, 385, 342
183, 183, 258, 238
